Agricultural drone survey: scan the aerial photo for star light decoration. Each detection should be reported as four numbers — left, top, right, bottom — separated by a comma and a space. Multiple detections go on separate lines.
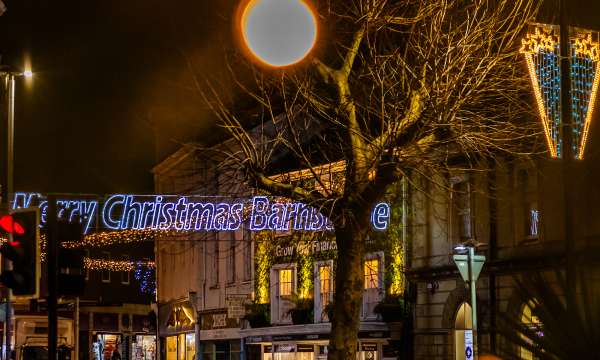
521, 25, 600, 160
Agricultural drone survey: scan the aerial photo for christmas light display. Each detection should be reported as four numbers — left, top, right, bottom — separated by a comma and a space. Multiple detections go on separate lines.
83, 257, 155, 271
521, 26, 562, 158
521, 25, 600, 159
570, 32, 600, 159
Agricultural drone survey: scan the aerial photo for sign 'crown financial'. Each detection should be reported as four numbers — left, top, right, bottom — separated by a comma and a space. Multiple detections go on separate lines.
13, 193, 390, 234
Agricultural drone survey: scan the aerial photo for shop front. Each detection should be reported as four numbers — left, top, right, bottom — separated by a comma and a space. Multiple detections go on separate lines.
242, 324, 392, 360
158, 300, 197, 360
198, 309, 243, 360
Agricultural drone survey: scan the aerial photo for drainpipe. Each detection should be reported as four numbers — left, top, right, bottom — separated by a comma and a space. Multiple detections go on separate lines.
488, 161, 498, 354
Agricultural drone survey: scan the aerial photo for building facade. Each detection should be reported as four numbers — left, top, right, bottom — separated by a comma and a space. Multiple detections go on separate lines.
153, 142, 410, 360
153, 145, 253, 360
408, 156, 600, 359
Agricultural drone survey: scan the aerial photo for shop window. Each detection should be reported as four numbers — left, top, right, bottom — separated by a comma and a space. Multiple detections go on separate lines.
215, 341, 229, 360
227, 232, 236, 284
450, 176, 472, 242
178, 334, 185, 360
133, 335, 156, 360
454, 302, 473, 360
97, 334, 122, 360
230, 341, 241, 360
185, 333, 195, 360
121, 255, 130, 285
315, 261, 334, 322
273, 344, 296, 360
166, 337, 177, 360
362, 254, 383, 319
101, 252, 111, 283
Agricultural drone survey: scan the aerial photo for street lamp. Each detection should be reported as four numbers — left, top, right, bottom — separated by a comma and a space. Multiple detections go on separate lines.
240, 0, 318, 67
453, 241, 486, 360
0, 65, 32, 360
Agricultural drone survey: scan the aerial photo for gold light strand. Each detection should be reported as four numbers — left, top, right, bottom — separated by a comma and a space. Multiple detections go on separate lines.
521, 26, 561, 158
83, 257, 155, 272
579, 65, 600, 159
62, 228, 181, 248
523, 52, 558, 158
572, 33, 600, 160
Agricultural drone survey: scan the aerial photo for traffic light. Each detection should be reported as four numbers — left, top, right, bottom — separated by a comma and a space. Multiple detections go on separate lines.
0, 208, 40, 297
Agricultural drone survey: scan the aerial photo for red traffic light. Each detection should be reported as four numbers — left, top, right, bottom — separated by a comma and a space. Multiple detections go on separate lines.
0, 215, 25, 240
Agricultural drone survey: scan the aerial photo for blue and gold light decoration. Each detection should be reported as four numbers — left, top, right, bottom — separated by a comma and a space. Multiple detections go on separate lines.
521, 25, 600, 159
521, 26, 562, 158
570, 31, 600, 159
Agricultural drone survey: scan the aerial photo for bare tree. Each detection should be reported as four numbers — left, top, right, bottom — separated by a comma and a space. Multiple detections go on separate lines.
202, 0, 539, 358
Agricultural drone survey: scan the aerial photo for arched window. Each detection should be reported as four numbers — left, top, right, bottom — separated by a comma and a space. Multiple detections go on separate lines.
454, 302, 473, 360
519, 302, 542, 359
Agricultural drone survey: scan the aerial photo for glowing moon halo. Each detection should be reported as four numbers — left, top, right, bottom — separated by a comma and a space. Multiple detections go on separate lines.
241, 0, 317, 67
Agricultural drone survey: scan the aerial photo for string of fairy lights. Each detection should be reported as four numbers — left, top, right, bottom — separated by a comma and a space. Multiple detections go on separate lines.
0, 229, 159, 295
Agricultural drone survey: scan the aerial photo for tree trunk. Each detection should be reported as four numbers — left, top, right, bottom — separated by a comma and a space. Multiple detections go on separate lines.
328, 211, 369, 360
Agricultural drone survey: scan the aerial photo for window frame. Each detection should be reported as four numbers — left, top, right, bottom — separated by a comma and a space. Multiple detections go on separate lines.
362, 252, 384, 320
314, 260, 334, 323
270, 263, 297, 324
449, 174, 473, 243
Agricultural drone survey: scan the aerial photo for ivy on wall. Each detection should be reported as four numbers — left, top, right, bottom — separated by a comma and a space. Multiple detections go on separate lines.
252, 178, 408, 303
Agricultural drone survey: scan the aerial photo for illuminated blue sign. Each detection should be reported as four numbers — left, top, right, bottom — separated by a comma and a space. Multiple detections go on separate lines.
13, 193, 390, 234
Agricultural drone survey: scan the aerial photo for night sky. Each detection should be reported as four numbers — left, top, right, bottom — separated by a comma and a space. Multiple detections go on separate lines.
0, 0, 599, 195
0, 0, 238, 194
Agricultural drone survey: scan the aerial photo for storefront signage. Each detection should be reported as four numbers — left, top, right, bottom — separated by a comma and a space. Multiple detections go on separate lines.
199, 310, 239, 331
275, 241, 337, 257
13, 193, 390, 234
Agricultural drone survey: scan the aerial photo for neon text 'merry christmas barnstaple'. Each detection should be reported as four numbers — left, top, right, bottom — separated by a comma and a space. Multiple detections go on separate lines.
13, 193, 390, 234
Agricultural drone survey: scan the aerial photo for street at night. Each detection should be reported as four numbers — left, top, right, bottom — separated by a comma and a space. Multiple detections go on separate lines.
1, 0, 600, 359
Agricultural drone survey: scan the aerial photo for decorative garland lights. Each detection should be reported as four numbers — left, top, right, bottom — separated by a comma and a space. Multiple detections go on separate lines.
83, 257, 155, 272
521, 25, 600, 160
521, 26, 562, 158
61, 228, 173, 248
570, 33, 600, 159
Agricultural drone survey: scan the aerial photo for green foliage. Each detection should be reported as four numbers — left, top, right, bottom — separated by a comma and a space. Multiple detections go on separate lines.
374, 294, 411, 322
323, 301, 335, 321
370, 179, 408, 296
288, 292, 314, 324
244, 301, 270, 328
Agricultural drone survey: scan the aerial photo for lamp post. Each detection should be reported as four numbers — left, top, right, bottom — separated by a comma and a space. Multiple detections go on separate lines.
453, 242, 486, 360
0, 65, 32, 360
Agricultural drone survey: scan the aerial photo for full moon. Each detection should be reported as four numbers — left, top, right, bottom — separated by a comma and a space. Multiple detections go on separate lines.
241, 0, 317, 67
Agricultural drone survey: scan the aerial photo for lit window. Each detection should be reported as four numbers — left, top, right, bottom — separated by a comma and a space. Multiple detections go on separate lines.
279, 269, 292, 296
320, 265, 331, 297
364, 259, 379, 289
529, 208, 539, 237
320, 265, 332, 304
520, 303, 543, 360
